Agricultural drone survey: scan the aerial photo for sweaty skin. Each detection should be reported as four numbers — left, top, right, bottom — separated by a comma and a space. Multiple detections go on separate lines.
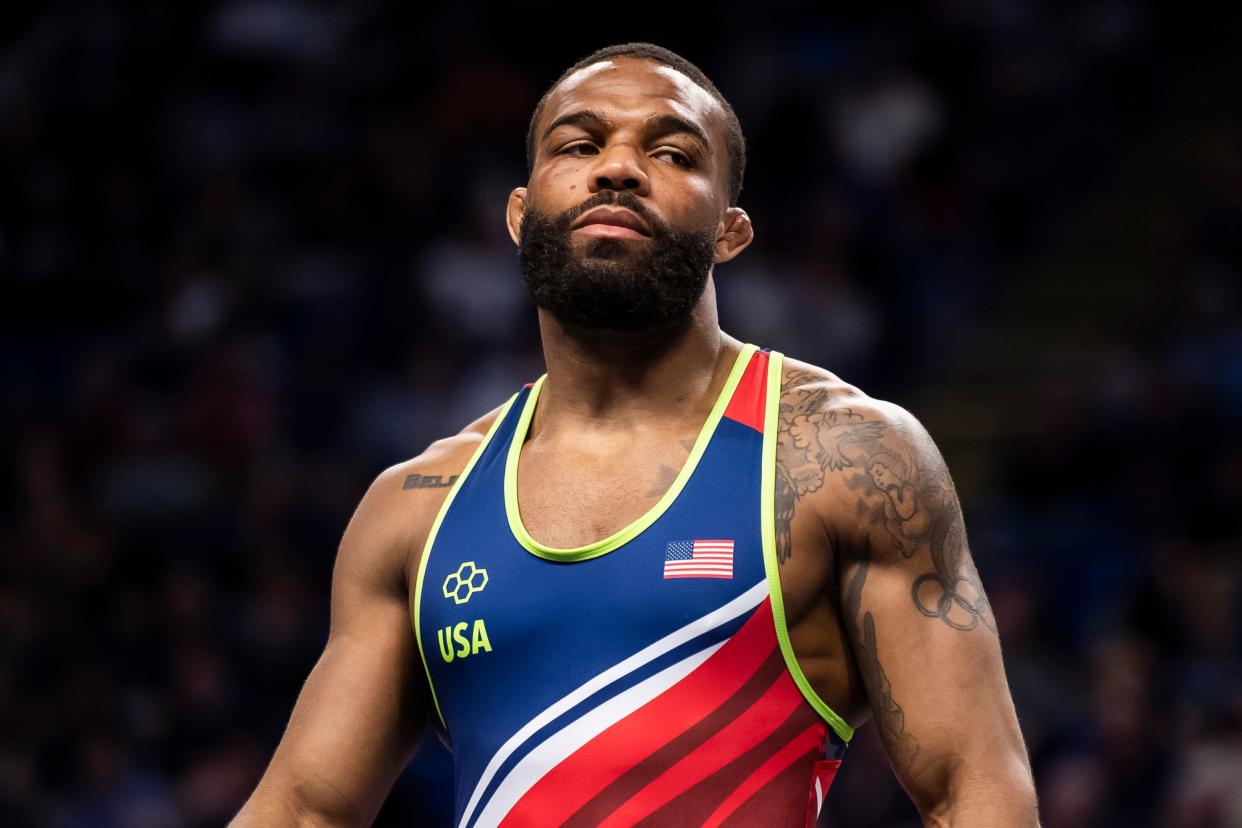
232, 57, 1038, 827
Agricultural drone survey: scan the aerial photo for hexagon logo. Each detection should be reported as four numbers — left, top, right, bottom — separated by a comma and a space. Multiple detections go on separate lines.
442, 561, 489, 605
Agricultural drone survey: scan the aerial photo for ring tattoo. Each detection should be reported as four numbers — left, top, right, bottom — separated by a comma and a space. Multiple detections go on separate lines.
911, 573, 985, 631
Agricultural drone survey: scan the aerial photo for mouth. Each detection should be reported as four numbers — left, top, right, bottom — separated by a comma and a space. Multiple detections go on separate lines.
570, 206, 652, 239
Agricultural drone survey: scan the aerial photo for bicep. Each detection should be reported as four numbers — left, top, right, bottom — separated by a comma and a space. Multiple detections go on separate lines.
832, 411, 1029, 811
235, 472, 429, 826
255, 613, 425, 824
843, 541, 1022, 804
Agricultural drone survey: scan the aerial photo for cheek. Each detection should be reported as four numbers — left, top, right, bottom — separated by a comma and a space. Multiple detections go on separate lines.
529, 162, 588, 213
660, 173, 720, 230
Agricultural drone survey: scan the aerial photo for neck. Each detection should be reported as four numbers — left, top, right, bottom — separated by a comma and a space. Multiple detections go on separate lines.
534, 281, 740, 425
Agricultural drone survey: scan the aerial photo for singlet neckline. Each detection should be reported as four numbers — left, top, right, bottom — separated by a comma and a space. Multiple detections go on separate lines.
503, 343, 759, 562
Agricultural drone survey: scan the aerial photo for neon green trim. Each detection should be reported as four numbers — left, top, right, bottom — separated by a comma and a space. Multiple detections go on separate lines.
412, 394, 517, 730
504, 344, 759, 563
760, 351, 855, 743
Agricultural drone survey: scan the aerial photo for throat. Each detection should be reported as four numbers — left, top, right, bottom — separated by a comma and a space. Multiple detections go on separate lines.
533, 287, 729, 420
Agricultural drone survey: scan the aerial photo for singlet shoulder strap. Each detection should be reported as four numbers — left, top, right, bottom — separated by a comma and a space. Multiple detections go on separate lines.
758, 350, 855, 743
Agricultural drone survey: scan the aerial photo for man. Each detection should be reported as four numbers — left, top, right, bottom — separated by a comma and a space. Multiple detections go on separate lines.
233, 43, 1039, 827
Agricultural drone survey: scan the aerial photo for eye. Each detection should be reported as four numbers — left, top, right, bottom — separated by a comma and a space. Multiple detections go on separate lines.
560, 142, 599, 157
654, 148, 694, 169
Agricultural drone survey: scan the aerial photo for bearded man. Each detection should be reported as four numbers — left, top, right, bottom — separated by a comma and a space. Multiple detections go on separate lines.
233, 43, 1039, 827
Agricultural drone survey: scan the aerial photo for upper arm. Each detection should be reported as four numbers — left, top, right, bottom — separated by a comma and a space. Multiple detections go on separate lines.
783, 378, 1035, 819
234, 416, 498, 826
233, 464, 431, 826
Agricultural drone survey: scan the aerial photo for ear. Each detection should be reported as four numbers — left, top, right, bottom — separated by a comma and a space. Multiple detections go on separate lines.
506, 187, 528, 247
713, 207, 754, 264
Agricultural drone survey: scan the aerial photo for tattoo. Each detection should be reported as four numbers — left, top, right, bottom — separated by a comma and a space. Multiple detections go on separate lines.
403, 473, 459, 490
647, 465, 680, 497
862, 611, 920, 768
775, 367, 995, 634
774, 464, 797, 564
776, 368, 885, 564
646, 440, 696, 497
843, 546, 919, 773
911, 517, 995, 633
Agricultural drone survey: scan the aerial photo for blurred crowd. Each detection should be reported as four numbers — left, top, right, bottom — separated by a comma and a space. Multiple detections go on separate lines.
2, 2, 1239, 826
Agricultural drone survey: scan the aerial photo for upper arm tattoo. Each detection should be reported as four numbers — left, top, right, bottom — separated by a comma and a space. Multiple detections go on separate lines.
842, 542, 920, 773
775, 370, 995, 635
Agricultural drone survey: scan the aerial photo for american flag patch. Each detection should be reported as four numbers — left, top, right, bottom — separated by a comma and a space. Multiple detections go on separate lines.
663, 539, 734, 579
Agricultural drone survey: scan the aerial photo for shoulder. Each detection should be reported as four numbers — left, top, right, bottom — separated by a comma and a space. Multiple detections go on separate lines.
777, 355, 931, 458
380, 404, 506, 495
775, 356, 946, 544
335, 404, 509, 590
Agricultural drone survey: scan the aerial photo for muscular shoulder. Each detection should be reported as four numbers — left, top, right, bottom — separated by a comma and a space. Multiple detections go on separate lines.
778, 357, 927, 439
776, 357, 948, 555
385, 405, 503, 497
334, 406, 506, 596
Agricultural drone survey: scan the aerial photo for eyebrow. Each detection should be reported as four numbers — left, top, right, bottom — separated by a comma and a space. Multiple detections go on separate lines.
643, 113, 711, 151
542, 110, 712, 154
542, 109, 612, 143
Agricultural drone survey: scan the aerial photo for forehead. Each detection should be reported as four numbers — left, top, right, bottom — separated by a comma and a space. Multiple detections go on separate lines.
540, 58, 725, 143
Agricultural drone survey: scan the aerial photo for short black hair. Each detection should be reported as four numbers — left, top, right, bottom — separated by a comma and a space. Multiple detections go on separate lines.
526, 43, 747, 205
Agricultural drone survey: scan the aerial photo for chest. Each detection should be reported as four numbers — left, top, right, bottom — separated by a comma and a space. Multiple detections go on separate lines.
515, 432, 694, 549
416, 416, 774, 751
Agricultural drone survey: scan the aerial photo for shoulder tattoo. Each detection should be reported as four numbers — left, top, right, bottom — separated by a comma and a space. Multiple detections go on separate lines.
403, 473, 459, 490
775, 371, 995, 635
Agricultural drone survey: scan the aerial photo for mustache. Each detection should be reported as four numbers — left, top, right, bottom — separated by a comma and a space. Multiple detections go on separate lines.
556, 191, 662, 233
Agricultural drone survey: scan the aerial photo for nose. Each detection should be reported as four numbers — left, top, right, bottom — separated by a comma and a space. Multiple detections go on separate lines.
587, 143, 651, 197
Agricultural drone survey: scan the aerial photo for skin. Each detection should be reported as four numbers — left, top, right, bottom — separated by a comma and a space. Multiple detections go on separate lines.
233, 57, 1038, 826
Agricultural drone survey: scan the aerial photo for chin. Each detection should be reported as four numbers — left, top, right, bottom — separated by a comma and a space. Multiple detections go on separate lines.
577, 236, 647, 262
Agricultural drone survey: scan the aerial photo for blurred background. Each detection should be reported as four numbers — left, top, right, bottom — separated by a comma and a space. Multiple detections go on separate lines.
2, 2, 1240, 826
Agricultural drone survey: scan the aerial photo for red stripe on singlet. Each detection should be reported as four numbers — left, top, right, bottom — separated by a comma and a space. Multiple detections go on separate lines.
562, 650, 788, 827
701, 723, 826, 828
498, 601, 779, 827
596, 663, 806, 827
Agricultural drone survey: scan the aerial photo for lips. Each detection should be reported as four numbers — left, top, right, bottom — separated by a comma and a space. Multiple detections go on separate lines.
570, 206, 652, 237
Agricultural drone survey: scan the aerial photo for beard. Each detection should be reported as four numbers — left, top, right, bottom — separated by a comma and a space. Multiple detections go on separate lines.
518, 191, 718, 332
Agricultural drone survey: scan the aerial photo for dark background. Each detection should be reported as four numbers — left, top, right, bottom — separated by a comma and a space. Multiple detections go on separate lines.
3, 2, 1240, 826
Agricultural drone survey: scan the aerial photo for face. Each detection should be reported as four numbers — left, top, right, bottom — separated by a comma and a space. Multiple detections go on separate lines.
508, 58, 753, 331
870, 462, 897, 489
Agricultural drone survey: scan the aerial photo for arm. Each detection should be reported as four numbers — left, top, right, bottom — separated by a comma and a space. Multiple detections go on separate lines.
231, 463, 428, 826
232, 423, 490, 826
784, 380, 1038, 825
